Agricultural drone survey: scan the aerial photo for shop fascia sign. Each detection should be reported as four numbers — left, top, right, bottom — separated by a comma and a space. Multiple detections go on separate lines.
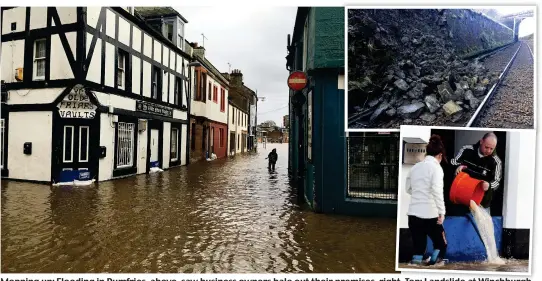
56, 84, 97, 119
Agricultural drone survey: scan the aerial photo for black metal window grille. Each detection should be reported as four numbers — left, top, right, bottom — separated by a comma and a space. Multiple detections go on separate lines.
347, 132, 400, 200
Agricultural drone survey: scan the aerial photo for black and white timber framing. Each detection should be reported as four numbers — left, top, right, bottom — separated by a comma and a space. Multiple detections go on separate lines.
1, 7, 192, 183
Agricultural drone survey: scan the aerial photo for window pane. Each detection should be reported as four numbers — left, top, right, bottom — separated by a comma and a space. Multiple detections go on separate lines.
118, 52, 124, 69
64, 126, 73, 162
167, 23, 173, 41
36, 59, 45, 77
117, 70, 123, 87
80, 127, 89, 162
35, 40, 46, 58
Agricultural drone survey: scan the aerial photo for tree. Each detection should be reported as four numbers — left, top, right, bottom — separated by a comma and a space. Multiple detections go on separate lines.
261, 120, 277, 127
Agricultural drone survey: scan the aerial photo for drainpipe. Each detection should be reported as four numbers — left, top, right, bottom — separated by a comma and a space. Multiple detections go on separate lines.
186, 61, 202, 165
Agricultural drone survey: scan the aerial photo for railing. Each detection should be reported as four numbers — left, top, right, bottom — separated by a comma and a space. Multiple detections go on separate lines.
347, 132, 400, 200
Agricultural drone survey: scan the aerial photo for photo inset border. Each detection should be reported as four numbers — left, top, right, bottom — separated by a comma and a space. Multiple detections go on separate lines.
395, 125, 535, 275
345, 6, 536, 132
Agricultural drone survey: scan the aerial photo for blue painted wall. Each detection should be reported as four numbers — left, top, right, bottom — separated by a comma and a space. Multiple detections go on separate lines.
425, 216, 503, 262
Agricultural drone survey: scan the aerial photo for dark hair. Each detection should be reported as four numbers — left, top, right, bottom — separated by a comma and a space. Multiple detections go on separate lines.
426, 134, 446, 162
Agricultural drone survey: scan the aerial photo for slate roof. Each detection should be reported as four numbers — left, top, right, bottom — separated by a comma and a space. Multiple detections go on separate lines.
135, 7, 188, 23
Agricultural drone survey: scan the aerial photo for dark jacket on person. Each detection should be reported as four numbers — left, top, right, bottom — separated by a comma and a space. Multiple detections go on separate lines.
268, 149, 278, 163
450, 142, 502, 208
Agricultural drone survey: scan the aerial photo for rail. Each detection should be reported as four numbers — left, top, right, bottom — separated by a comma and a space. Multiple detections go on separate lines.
466, 43, 523, 127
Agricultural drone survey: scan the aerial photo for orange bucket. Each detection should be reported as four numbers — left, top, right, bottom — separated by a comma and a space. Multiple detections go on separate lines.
449, 171, 485, 206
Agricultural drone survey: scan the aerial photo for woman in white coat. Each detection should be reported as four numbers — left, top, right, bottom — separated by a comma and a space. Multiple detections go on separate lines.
405, 134, 447, 265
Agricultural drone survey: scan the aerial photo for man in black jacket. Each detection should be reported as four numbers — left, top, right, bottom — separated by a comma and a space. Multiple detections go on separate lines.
450, 133, 502, 213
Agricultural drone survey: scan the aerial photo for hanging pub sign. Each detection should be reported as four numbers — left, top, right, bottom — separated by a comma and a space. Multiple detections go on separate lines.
136, 100, 173, 117
56, 85, 97, 119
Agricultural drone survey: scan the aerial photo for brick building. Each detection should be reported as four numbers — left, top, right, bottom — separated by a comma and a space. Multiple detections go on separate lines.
223, 69, 257, 152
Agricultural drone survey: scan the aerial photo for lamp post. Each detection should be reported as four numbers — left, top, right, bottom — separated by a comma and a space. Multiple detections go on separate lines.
186, 61, 202, 165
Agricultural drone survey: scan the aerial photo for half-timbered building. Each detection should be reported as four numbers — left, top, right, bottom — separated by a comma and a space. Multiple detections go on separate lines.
1, 7, 193, 183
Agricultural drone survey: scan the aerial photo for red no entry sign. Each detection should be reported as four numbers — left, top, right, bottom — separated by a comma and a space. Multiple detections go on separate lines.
287, 71, 308, 91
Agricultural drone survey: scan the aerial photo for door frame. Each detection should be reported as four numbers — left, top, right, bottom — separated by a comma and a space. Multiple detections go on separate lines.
169, 122, 183, 167
146, 119, 163, 173
51, 110, 101, 183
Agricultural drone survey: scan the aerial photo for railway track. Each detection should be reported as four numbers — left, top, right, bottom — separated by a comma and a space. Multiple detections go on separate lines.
467, 41, 535, 128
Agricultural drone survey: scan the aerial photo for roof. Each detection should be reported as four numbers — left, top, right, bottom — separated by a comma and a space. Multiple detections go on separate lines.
135, 7, 188, 23
193, 55, 229, 86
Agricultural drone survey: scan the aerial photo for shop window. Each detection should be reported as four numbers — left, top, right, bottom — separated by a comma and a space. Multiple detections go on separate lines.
117, 122, 135, 168
170, 128, 179, 161
34, 39, 46, 79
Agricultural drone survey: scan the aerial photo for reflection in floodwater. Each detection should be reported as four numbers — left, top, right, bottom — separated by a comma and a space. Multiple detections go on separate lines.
2, 144, 396, 273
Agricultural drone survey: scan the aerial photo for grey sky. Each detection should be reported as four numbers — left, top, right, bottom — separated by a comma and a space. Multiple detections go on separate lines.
174, 6, 298, 127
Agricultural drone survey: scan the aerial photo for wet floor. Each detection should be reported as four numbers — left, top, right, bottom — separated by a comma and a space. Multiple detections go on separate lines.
1, 143, 397, 273
399, 258, 529, 272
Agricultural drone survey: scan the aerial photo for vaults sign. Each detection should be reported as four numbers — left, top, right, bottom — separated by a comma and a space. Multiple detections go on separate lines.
57, 85, 97, 119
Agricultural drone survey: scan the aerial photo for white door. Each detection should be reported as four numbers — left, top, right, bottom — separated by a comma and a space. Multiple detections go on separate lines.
150, 129, 159, 162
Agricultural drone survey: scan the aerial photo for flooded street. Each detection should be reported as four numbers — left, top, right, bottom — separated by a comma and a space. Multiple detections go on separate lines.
1, 143, 396, 273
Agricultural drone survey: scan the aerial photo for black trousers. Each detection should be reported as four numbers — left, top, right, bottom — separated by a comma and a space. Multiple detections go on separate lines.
268, 161, 276, 170
408, 215, 447, 259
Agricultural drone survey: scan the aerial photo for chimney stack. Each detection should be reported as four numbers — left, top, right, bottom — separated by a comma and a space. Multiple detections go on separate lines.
230, 69, 243, 85
192, 42, 205, 58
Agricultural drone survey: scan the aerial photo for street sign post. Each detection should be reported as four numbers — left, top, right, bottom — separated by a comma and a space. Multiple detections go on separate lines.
287, 71, 308, 91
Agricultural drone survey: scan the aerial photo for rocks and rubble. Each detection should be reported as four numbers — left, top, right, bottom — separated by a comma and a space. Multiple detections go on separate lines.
347, 9, 511, 128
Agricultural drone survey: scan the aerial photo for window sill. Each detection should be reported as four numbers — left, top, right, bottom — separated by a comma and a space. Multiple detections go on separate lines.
113, 166, 137, 178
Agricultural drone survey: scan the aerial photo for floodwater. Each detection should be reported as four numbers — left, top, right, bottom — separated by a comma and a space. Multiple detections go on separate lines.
399, 259, 529, 272
1, 143, 397, 273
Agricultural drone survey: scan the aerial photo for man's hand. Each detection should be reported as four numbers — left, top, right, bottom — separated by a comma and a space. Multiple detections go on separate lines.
437, 215, 445, 225
482, 181, 489, 191
455, 165, 467, 175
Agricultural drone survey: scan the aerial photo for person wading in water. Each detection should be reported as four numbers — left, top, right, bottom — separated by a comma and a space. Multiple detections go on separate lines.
266, 148, 278, 171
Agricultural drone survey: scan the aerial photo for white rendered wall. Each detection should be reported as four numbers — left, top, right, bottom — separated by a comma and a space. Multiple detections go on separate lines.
7, 112, 52, 182
503, 130, 536, 229
162, 122, 171, 169
99, 113, 115, 181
